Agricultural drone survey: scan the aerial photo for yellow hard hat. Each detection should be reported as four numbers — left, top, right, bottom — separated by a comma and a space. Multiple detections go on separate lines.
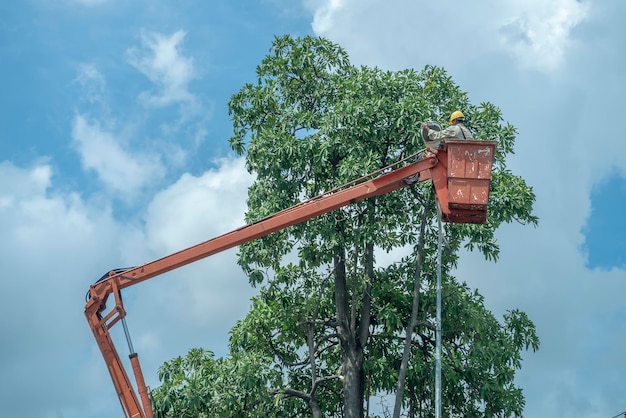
449, 110, 465, 124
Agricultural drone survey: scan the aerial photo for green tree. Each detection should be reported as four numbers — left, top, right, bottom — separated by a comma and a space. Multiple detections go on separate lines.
152, 347, 306, 417
152, 35, 539, 418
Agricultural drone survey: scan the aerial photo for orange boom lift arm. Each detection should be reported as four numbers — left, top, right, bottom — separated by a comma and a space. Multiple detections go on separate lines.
84, 140, 496, 418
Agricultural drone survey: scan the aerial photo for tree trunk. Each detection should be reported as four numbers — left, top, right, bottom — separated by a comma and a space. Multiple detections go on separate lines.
342, 338, 364, 418
310, 397, 323, 418
335, 245, 365, 418
334, 215, 373, 418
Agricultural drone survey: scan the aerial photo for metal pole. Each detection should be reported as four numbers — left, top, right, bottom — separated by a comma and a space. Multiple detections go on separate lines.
122, 317, 154, 418
121, 316, 135, 354
435, 205, 442, 418
130, 352, 155, 418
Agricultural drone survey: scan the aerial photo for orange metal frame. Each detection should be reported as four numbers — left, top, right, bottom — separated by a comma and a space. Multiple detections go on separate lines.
84, 140, 496, 418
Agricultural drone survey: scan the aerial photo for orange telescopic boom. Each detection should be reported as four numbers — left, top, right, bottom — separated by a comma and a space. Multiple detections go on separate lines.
84, 140, 496, 417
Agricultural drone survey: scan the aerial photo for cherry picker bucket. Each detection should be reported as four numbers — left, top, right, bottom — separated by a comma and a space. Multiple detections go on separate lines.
432, 140, 498, 224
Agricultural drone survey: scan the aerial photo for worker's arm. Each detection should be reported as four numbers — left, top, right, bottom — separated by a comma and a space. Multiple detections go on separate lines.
421, 124, 459, 149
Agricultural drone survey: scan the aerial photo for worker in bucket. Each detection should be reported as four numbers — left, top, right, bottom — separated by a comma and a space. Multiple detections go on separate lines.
404, 111, 473, 185
421, 110, 473, 150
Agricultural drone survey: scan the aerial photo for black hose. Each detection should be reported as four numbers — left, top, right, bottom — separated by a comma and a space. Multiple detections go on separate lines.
85, 267, 135, 302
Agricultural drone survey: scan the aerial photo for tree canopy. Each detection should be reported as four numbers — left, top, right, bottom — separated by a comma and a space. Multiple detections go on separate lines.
152, 34, 539, 418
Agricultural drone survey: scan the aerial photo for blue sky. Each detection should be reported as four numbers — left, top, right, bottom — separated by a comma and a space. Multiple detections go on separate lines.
585, 175, 626, 269
1, 0, 626, 417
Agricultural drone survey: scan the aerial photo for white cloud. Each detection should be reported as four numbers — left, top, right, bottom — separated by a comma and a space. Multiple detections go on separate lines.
308, 0, 590, 74
71, 114, 165, 196
144, 157, 252, 252
497, 0, 590, 73
0, 161, 52, 199
0, 161, 126, 417
127, 30, 197, 107
309, 0, 344, 34
76, 63, 106, 104
0, 156, 255, 417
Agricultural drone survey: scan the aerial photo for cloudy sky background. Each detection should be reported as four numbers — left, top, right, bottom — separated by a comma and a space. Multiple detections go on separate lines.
1, 0, 625, 417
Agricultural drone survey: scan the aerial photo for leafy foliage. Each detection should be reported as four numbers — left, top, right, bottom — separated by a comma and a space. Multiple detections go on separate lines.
152, 35, 539, 418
